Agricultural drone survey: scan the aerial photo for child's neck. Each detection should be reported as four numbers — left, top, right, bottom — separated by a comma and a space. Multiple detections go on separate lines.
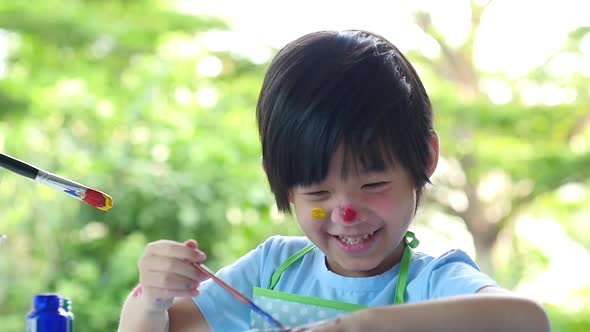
325, 241, 406, 277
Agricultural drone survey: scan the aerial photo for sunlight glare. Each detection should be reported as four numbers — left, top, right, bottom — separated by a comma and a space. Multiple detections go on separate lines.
202, 30, 273, 64
547, 52, 581, 77
477, 169, 510, 203
0, 30, 9, 79
556, 182, 586, 203
226, 207, 243, 225
482, 78, 513, 104
421, 0, 472, 48
131, 126, 150, 145
55, 78, 86, 98
521, 82, 577, 106
569, 132, 590, 154
196, 55, 223, 78
270, 204, 286, 224
580, 32, 590, 54
174, 86, 194, 106
96, 100, 114, 118
474, 0, 584, 78
414, 211, 476, 258
431, 157, 467, 187
151, 144, 170, 163
195, 87, 219, 108
515, 216, 590, 310
79, 222, 109, 242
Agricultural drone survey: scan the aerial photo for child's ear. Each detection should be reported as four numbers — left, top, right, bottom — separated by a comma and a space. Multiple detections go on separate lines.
427, 131, 440, 178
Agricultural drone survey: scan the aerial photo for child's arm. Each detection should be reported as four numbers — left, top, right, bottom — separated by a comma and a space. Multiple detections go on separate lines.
118, 292, 211, 332
117, 239, 211, 332
168, 298, 212, 332
310, 287, 550, 332
117, 290, 170, 332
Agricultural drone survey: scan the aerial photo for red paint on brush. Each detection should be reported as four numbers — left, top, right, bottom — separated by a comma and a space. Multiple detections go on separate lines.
83, 188, 113, 211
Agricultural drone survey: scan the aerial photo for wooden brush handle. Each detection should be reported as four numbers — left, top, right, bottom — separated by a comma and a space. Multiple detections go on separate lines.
192, 263, 250, 304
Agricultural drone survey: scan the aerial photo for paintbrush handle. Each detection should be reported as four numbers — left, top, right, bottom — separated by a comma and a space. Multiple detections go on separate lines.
35, 170, 88, 195
0, 152, 38, 179
192, 263, 251, 304
192, 263, 285, 329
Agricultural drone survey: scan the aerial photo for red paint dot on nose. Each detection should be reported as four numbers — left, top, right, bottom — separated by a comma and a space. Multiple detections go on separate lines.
341, 207, 357, 222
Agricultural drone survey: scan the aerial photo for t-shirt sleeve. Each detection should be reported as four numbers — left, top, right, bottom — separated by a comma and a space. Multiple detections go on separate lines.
426, 249, 499, 300
192, 236, 280, 331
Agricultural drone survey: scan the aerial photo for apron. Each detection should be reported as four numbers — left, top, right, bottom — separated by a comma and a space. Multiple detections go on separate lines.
250, 231, 419, 329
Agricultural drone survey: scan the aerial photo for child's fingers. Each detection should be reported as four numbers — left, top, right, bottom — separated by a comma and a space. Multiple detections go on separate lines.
139, 255, 209, 281
184, 239, 198, 249
134, 239, 206, 310
144, 240, 206, 263
140, 271, 201, 291
141, 285, 201, 300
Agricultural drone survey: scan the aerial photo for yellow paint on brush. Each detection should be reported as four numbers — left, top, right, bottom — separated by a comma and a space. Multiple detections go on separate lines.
98, 193, 113, 211
310, 207, 327, 219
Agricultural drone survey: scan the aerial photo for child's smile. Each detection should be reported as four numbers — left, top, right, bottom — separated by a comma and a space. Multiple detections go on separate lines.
331, 228, 380, 252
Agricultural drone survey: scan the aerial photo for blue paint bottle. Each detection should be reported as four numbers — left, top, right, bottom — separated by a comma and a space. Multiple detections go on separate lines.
26, 294, 69, 332
62, 297, 74, 332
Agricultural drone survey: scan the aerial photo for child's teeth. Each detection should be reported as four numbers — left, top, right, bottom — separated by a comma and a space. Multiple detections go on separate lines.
338, 231, 375, 244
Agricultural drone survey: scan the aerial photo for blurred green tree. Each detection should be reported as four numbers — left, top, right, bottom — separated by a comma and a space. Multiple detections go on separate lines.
0, 1, 299, 331
1, 0, 589, 331
408, 1, 590, 272
406, 3, 590, 330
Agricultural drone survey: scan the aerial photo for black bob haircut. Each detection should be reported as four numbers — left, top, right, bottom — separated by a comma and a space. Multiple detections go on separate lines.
257, 30, 434, 213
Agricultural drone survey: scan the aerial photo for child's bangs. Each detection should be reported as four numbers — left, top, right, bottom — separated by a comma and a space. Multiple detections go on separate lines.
283, 109, 401, 188
283, 114, 340, 188
340, 134, 399, 178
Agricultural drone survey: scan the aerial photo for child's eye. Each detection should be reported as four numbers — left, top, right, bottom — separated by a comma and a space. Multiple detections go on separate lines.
362, 182, 390, 190
304, 191, 329, 196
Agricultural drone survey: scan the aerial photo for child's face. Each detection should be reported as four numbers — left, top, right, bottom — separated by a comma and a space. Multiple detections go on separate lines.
290, 146, 416, 277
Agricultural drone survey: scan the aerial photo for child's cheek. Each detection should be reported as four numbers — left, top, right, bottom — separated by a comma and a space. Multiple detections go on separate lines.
362, 192, 396, 212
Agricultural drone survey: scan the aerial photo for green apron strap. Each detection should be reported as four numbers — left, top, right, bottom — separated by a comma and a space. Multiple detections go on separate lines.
394, 231, 419, 304
269, 243, 316, 290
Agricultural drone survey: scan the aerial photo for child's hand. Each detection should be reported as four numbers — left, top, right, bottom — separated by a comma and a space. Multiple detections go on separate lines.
135, 239, 208, 312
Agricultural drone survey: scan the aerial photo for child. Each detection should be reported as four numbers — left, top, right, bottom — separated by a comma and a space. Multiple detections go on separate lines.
118, 30, 549, 332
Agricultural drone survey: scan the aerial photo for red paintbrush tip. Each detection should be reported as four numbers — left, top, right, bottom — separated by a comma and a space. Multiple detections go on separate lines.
83, 188, 113, 211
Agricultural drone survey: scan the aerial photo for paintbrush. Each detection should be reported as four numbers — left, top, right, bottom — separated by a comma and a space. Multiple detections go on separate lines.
192, 262, 285, 329
131, 262, 285, 329
0, 152, 113, 211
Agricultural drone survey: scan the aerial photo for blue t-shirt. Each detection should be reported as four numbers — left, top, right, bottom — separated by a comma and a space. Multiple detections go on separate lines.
193, 235, 497, 331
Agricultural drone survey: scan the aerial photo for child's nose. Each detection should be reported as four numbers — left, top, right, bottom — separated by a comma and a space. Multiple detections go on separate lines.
332, 205, 359, 223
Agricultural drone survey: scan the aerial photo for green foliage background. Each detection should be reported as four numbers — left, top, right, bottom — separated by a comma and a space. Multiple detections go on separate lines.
0, 1, 589, 331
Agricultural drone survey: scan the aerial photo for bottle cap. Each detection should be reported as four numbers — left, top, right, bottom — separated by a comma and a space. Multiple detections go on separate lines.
33, 294, 61, 310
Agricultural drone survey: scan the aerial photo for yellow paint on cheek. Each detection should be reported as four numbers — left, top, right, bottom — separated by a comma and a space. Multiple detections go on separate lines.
310, 207, 327, 219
